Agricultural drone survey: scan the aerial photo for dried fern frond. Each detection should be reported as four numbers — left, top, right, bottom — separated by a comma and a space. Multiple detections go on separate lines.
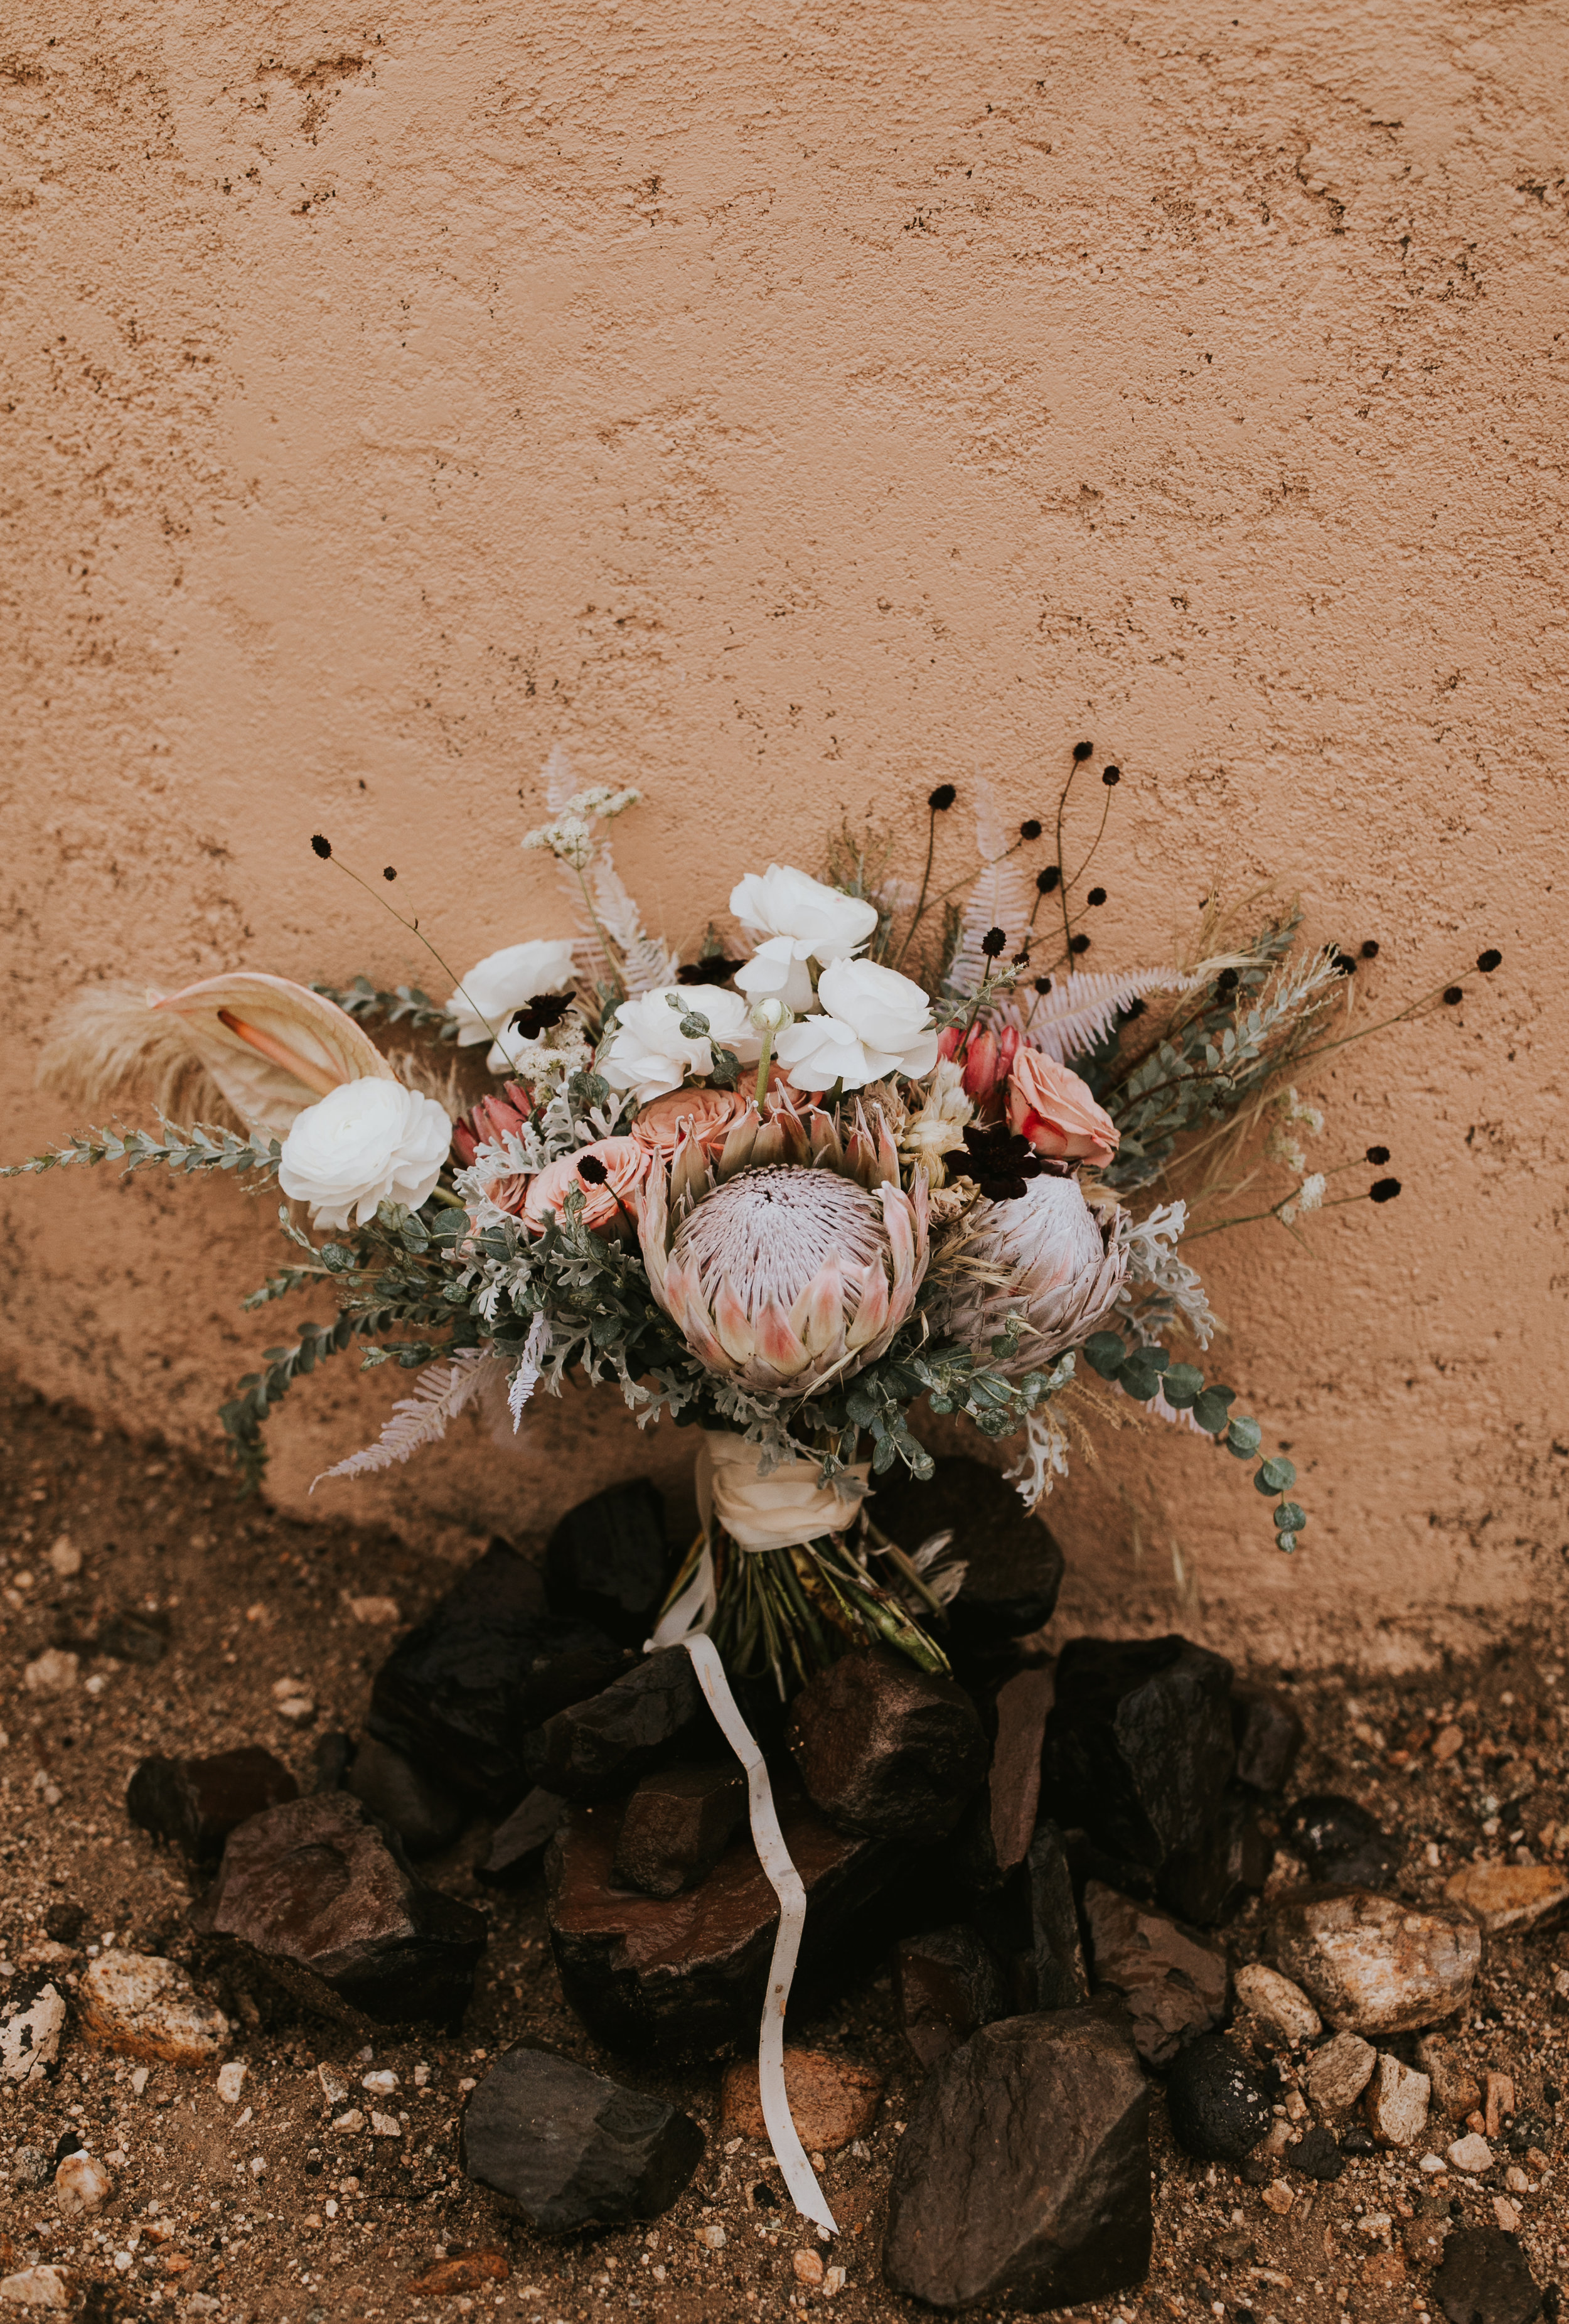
38, 984, 240, 1129
1007, 959, 1257, 1066
311, 1347, 501, 1488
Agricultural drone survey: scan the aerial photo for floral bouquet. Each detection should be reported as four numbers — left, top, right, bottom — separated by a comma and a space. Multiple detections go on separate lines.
8, 743, 1492, 1700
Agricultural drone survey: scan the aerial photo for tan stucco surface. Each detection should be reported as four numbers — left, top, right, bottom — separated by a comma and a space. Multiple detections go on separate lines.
3, 0, 1565, 1665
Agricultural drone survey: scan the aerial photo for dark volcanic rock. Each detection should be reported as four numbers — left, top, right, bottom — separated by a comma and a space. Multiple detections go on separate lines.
1432, 2225, 1543, 2324
1288, 2124, 1345, 2181
1027, 1822, 1091, 2012
96, 1606, 170, 1665
1083, 1881, 1228, 2068
126, 1748, 299, 1868
785, 1649, 988, 1839
368, 1539, 629, 1812
460, 2040, 704, 2231
195, 1792, 487, 2026
1042, 1635, 1236, 1871
347, 1736, 467, 1859
883, 2009, 1152, 2310
1159, 1787, 1272, 1926
611, 1763, 747, 1898
867, 1455, 1066, 1650
977, 1667, 1056, 1882
1165, 2035, 1272, 2162
894, 1925, 1012, 2067
311, 1731, 355, 1791
1231, 1683, 1305, 1794
478, 1789, 569, 1890
545, 1479, 670, 1648
1283, 1794, 1401, 1888
526, 1650, 715, 1804
546, 1793, 889, 2052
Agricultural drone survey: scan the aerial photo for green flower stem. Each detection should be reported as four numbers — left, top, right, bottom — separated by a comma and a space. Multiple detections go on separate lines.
753, 1026, 775, 1114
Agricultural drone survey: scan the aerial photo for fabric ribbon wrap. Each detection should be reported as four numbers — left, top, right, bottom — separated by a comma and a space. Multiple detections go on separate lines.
648, 1431, 870, 2238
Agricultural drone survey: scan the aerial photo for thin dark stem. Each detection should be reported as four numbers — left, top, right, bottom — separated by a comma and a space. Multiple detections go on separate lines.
1052, 761, 1078, 960
1065, 783, 1113, 890
894, 806, 939, 971
322, 855, 511, 1062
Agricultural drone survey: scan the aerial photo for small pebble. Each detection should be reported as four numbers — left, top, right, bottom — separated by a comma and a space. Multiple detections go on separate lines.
216, 2062, 247, 2105
1446, 2132, 1492, 2173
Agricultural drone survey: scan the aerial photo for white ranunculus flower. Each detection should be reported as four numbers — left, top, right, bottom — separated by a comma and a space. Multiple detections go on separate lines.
279, 1080, 453, 1230
772, 1012, 887, 1094
447, 940, 577, 1071
813, 958, 940, 1079
601, 984, 762, 1106
730, 864, 878, 967
734, 935, 818, 1016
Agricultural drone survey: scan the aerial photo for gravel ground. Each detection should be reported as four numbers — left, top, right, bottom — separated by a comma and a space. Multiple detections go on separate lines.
3, 1371, 1567, 2324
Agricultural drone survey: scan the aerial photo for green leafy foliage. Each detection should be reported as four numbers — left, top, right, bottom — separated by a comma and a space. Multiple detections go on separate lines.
1079, 1327, 1299, 1550
1, 1122, 281, 1182
311, 976, 459, 1039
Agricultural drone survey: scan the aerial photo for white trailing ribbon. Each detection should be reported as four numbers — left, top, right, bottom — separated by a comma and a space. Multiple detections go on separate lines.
646, 1429, 865, 2237
680, 1634, 837, 2237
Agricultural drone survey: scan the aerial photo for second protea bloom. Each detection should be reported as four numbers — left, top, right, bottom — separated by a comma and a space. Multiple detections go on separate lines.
640, 1158, 929, 1394
946, 1173, 1127, 1369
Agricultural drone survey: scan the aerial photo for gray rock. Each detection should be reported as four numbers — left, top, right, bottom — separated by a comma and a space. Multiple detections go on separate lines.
1270, 1887, 1481, 2034
883, 2009, 1152, 2310
785, 1649, 988, 1840
461, 2040, 704, 2230
865, 1454, 1066, 1652
1083, 1882, 1228, 2068
9, 2144, 52, 2188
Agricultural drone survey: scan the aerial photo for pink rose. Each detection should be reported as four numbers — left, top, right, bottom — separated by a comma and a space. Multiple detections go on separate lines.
1006, 1049, 1120, 1169
522, 1138, 649, 1239
630, 1085, 754, 1162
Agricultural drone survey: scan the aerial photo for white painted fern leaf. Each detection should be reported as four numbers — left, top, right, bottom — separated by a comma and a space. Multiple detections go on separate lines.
311, 1348, 501, 1488
1013, 963, 1245, 1065
946, 778, 1035, 997
592, 846, 679, 998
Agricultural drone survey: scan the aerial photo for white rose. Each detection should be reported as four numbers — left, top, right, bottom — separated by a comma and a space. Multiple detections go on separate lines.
448, 940, 577, 1072
813, 958, 940, 1080
601, 984, 762, 1106
729, 864, 878, 967
734, 935, 818, 1016
279, 1080, 454, 1230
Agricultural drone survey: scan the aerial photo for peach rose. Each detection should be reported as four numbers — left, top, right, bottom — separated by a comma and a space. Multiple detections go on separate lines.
522, 1138, 649, 1239
1006, 1049, 1120, 1169
630, 1085, 754, 1161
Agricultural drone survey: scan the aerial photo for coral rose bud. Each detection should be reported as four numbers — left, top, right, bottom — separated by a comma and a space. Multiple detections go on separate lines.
1005, 1048, 1120, 1169
521, 1138, 648, 1239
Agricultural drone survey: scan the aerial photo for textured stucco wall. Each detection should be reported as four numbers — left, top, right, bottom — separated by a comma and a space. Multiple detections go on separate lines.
3, 0, 1565, 1665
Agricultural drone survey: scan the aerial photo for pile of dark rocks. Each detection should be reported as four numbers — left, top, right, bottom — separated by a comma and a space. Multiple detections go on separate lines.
107, 1456, 1553, 2313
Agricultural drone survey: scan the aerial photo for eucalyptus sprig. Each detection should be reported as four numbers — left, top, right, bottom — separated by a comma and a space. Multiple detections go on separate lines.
1080, 1328, 1304, 1553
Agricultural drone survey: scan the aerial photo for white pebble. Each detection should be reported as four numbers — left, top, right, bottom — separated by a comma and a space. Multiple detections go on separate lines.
333, 2109, 365, 2133
249, 2155, 266, 2177
131, 2067, 149, 2096
216, 2062, 247, 2105
369, 2111, 402, 2139
46, 1537, 82, 1579
361, 2068, 399, 2095
23, 1650, 78, 1696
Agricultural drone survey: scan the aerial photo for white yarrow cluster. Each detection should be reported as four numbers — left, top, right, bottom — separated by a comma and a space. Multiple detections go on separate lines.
279, 1080, 452, 1229
521, 785, 641, 868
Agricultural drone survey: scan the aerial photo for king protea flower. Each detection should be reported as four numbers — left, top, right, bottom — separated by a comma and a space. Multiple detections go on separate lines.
639, 1136, 929, 1395
945, 1173, 1126, 1370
